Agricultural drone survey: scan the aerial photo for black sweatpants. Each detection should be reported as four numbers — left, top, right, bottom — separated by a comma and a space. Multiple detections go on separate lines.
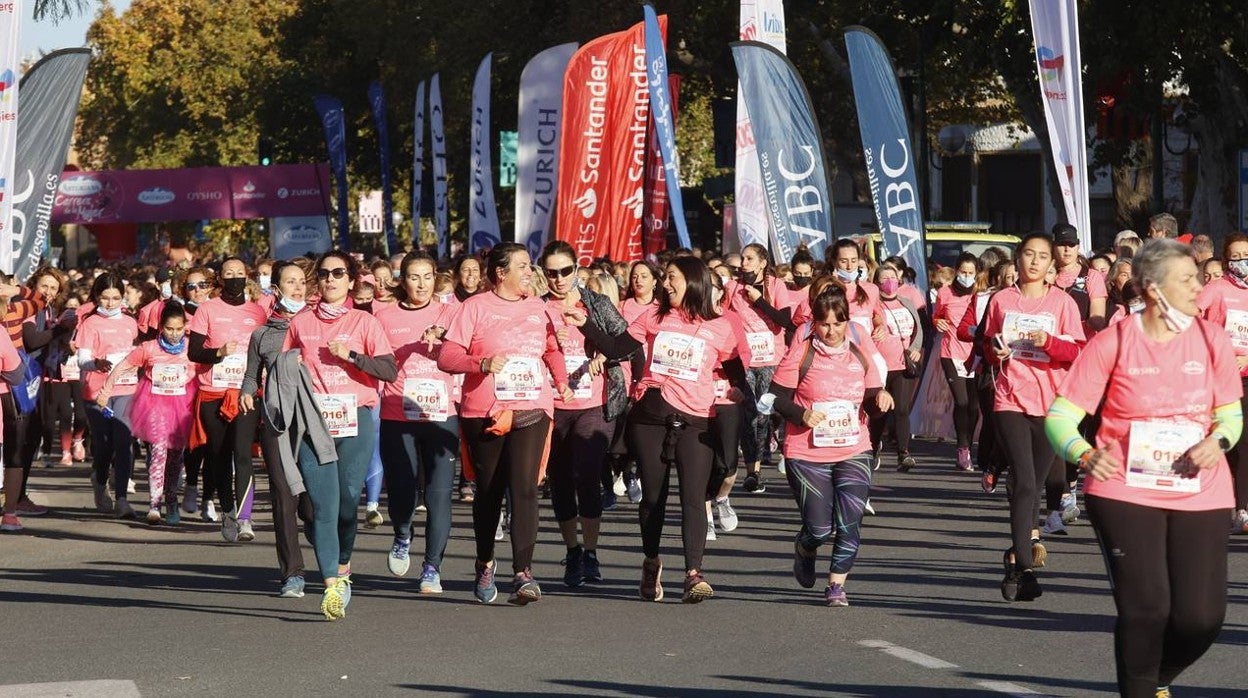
198, 399, 259, 515
461, 414, 550, 573
997, 411, 1054, 569
549, 407, 610, 522
869, 370, 916, 456
1087, 495, 1228, 697
710, 401, 743, 491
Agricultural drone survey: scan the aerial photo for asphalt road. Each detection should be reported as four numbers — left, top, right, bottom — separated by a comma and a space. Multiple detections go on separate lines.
2, 440, 1246, 697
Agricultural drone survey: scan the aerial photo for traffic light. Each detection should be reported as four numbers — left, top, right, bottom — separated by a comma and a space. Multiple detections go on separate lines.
258, 137, 274, 166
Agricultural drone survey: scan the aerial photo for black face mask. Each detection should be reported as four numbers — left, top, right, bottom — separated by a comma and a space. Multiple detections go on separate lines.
222, 277, 247, 301
740, 270, 759, 286
792, 275, 812, 289
355, 301, 373, 314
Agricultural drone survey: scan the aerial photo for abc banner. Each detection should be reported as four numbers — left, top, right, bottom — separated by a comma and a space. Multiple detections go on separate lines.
7, 49, 91, 281
270, 215, 332, 260
1028, 0, 1090, 250
515, 42, 577, 262
412, 80, 425, 231
642, 5, 690, 251
469, 54, 501, 253
731, 41, 833, 264
734, 0, 786, 253
430, 74, 450, 257
0, 0, 18, 274
367, 81, 397, 253
556, 18, 658, 267
845, 27, 930, 297
313, 94, 350, 250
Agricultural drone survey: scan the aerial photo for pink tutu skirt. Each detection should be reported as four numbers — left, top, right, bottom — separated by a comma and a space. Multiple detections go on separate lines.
127, 377, 196, 448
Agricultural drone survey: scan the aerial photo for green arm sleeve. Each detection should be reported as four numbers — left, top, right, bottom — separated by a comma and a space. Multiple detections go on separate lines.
1045, 396, 1092, 465
1212, 401, 1243, 447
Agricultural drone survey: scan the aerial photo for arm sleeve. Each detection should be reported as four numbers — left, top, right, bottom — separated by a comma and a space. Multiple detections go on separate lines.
241, 330, 264, 397
770, 382, 806, 427
577, 320, 642, 362
1212, 401, 1244, 448
187, 332, 221, 365
750, 296, 795, 331
353, 353, 398, 382
1044, 334, 1082, 364
1045, 396, 1092, 464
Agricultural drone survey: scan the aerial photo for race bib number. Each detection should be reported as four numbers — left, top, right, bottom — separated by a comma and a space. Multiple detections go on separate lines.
811, 400, 860, 448
108, 352, 137, 386
315, 393, 359, 438
1002, 312, 1057, 362
745, 331, 776, 364
886, 308, 916, 340
62, 355, 80, 382
1225, 308, 1248, 351
1126, 420, 1203, 493
714, 379, 729, 400
402, 378, 449, 422
494, 357, 542, 401
851, 316, 872, 334
564, 355, 593, 400
150, 363, 188, 396
650, 331, 707, 381
211, 353, 247, 390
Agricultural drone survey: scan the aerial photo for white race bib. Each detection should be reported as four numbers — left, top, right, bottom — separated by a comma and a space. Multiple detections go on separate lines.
211, 353, 247, 389
62, 355, 80, 381
315, 393, 359, 438
402, 378, 449, 422
650, 331, 706, 381
564, 355, 593, 400
150, 363, 188, 396
714, 379, 729, 400
1225, 308, 1248, 350
886, 307, 916, 340
811, 400, 860, 448
108, 352, 137, 386
1126, 420, 1203, 493
494, 357, 543, 400
745, 331, 776, 364
851, 316, 872, 333
1002, 311, 1057, 363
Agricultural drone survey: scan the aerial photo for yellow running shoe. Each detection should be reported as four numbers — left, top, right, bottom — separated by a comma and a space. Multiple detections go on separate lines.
320, 577, 350, 620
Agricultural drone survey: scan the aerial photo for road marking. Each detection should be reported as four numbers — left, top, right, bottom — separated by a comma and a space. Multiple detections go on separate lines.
857, 639, 959, 669
977, 680, 1044, 696
0, 680, 141, 697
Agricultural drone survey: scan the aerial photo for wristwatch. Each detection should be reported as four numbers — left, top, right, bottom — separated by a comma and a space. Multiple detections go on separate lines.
348, 350, 360, 364
1217, 434, 1232, 452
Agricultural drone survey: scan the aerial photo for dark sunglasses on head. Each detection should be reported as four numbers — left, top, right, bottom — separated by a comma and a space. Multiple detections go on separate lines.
184, 282, 210, 291
316, 267, 350, 280
544, 265, 576, 279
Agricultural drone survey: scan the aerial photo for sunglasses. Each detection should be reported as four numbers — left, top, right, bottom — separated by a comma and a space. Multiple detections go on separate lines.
316, 267, 350, 280
544, 265, 576, 279
184, 282, 210, 291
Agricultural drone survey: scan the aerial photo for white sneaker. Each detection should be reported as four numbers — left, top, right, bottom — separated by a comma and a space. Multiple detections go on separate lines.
1040, 510, 1068, 536
613, 473, 627, 497
91, 473, 113, 513
626, 477, 643, 504
127, 478, 137, 494
494, 517, 506, 541
864, 499, 876, 516
115, 499, 136, 520
776, 456, 786, 476
145, 507, 161, 525
870, 449, 882, 471
182, 486, 199, 514
705, 514, 717, 541
203, 500, 220, 522
1232, 508, 1248, 535
238, 519, 255, 542
713, 497, 739, 533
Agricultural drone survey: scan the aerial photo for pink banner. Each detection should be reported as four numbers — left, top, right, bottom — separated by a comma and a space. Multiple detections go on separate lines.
52, 163, 331, 225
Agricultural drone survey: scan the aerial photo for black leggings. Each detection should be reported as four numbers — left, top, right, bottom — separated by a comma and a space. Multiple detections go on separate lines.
1228, 379, 1248, 510
868, 370, 915, 455
975, 372, 1004, 473
184, 446, 211, 499
198, 399, 259, 515
2, 392, 31, 499
548, 407, 610, 522
1087, 496, 1228, 697
997, 412, 1054, 569
626, 397, 714, 571
40, 381, 83, 455
710, 401, 743, 488
940, 358, 979, 449
461, 414, 550, 573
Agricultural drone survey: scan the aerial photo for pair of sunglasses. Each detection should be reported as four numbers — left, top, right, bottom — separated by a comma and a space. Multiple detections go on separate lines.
184, 282, 211, 291
316, 267, 350, 280
544, 265, 576, 279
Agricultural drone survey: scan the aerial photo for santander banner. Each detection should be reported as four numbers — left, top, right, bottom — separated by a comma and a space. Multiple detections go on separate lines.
556, 17, 662, 267
52, 163, 331, 225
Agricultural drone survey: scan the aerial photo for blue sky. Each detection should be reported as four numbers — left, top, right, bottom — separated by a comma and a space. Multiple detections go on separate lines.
20, 1, 132, 61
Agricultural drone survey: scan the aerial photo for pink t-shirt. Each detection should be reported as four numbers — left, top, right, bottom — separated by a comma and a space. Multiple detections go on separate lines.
123, 339, 196, 396
898, 283, 926, 311
876, 296, 919, 372
442, 292, 559, 419
620, 298, 657, 325
724, 276, 791, 367
76, 312, 140, 400
375, 301, 458, 422
984, 286, 1086, 416
627, 306, 738, 418
791, 280, 880, 332
1055, 266, 1108, 300
1060, 316, 1241, 511
282, 308, 394, 410
187, 298, 268, 391
773, 336, 884, 463
935, 285, 977, 362
545, 298, 606, 411
136, 299, 165, 335
1199, 276, 1248, 377
257, 293, 276, 315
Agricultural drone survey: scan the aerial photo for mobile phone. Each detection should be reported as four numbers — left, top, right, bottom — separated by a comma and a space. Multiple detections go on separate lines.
993, 334, 1009, 353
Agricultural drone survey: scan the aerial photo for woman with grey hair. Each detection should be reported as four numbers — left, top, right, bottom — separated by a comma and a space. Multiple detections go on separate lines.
1046, 238, 1242, 697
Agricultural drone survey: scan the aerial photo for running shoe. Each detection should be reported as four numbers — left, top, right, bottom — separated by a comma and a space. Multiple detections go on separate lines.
793, 538, 817, 589
640, 556, 663, 602
897, 452, 916, 473
414, 493, 427, 513
494, 517, 506, 541
613, 473, 627, 497
115, 499, 136, 520
145, 507, 161, 525
15, 498, 48, 516
320, 577, 349, 620
238, 520, 255, 542
562, 546, 585, 588
825, 582, 849, 607
221, 513, 240, 543
418, 564, 443, 594
1031, 539, 1047, 568
509, 568, 542, 605
474, 561, 498, 604
1155, 687, 1171, 698
864, 499, 876, 516
364, 506, 383, 529
682, 572, 714, 604
776, 456, 786, 476
58, 452, 72, 467
127, 478, 137, 495
71, 438, 86, 461
1001, 568, 1022, 602
388, 537, 412, 577
279, 575, 305, 598
0, 513, 22, 532
870, 447, 882, 471
742, 472, 765, 493
705, 514, 716, 541
459, 484, 475, 503
1040, 510, 1067, 536
203, 500, 220, 522
981, 470, 998, 493
339, 573, 353, 609
165, 502, 181, 526
713, 497, 739, 532
182, 486, 198, 514
626, 476, 642, 504
602, 490, 618, 512
92, 473, 113, 513
1233, 509, 1248, 535
1060, 491, 1081, 523
956, 447, 973, 471
1016, 569, 1042, 601
583, 550, 603, 583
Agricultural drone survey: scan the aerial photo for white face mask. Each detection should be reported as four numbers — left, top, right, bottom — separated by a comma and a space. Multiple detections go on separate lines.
956, 273, 977, 289
258, 274, 272, 293
1127, 299, 1145, 314
1153, 287, 1193, 332
160, 281, 172, 299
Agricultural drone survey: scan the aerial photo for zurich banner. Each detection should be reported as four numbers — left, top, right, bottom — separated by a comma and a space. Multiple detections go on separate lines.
642, 4, 690, 250
730, 41, 831, 264
844, 27, 929, 297
313, 94, 350, 249
430, 74, 449, 258
515, 43, 576, 262
367, 81, 397, 254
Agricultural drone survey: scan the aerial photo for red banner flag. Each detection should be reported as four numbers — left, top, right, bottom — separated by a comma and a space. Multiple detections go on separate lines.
643, 74, 679, 257
556, 17, 665, 266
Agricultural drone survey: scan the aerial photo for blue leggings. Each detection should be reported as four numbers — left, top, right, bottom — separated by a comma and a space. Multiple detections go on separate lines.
297, 406, 375, 581
365, 404, 384, 504
379, 417, 458, 568
785, 455, 873, 574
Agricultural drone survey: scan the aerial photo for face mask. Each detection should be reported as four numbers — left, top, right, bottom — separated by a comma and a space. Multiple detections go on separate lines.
222, 277, 247, 299
879, 279, 900, 296
956, 273, 977, 289
834, 268, 858, 283
437, 293, 452, 304
278, 297, 306, 314
1127, 299, 1145, 314
1154, 286, 1194, 332
791, 275, 812, 289
160, 281, 172, 299
1229, 260, 1248, 280
355, 301, 373, 314
97, 305, 121, 318
258, 274, 272, 292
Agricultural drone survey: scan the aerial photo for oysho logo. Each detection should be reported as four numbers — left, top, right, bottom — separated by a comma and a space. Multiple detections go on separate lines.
187, 190, 223, 201
59, 176, 102, 197
573, 189, 597, 218
1181, 360, 1206, 375
1127, 366, 1161, 376
1037, 46, 1063, 83
138, 187, 176, 205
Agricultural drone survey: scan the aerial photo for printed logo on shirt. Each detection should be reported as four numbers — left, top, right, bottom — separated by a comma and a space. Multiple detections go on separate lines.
1128, 366, 1161, 376
243, 318, 257, 326
1181, 360, 1206, 375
